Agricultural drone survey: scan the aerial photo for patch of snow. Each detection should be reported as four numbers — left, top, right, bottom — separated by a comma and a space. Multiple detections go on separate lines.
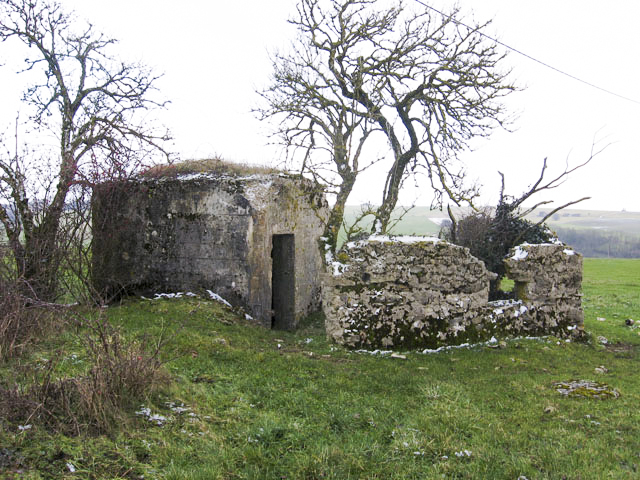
455, 450, 472, 457
325, 250, 349, 276
332, 261, 348, 276
354, 349, 394, 356
345, 234, 440, 249
242, 179, 274, 209
369, 234, 440, 245
490, 299, 522, 308
563, 249, 576, 256
166, 402, 191, 414
153, 292, 185, 299
206, 290, 232, 307
420, 335, 548, 354
176, 172, 211, 181
136, 405, 168, 426
511, 245, 529, 261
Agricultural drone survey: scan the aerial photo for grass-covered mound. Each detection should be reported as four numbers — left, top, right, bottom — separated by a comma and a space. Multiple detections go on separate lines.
140, 157, 280, 179
0, 259, 639, 479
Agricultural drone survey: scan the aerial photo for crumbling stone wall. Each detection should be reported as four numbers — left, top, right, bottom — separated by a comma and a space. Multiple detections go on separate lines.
322, 236, 584, 349
93, 173, 327, 328
504, 243, 584, 330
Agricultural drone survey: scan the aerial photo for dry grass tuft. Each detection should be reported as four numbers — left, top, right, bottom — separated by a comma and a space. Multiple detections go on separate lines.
0, 279, 54, 361
0, 312, 169, 435
140, 157, 281, 179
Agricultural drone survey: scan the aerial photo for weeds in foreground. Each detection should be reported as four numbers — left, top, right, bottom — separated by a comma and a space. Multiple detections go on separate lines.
0, 279, 54, 361
0, 311, 171, 436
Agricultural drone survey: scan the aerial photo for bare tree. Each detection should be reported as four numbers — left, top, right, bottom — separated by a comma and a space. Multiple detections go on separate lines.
256, 4, 381, 252
443, 142, 606, 299
0, 0, 171, 301
258, 0, 515, 248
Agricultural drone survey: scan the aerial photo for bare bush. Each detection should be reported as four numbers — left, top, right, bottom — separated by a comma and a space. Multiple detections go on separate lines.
76, 313, 169, 431
0, 276, 56, 360
0, 312, 170, 435
0, 0, 171, 302
443, 147, 605, 299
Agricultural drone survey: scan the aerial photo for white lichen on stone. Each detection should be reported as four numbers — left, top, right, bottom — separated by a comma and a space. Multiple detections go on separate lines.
323, 240, 584, 350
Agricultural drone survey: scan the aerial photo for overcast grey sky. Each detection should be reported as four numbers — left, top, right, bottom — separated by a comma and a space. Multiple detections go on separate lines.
2, 0, 639, 212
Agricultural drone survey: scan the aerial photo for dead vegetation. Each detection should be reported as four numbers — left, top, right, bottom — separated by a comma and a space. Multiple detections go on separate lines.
140, 157, 281, 179
0, 301, 170, 435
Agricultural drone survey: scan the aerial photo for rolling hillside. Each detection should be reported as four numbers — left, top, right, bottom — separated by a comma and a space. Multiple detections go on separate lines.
342, 206, 640, 258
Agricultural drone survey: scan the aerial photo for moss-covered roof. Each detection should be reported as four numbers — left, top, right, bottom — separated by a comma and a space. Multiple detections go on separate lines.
140, 158, 281, 179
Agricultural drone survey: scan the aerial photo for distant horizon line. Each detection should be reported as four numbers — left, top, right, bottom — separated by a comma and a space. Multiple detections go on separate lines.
344, 204, 640, 214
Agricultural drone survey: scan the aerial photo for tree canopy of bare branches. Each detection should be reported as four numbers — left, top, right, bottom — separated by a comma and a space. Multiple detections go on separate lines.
257, 0, 515, 250
0, 0, 171, 301
443, 142, 606, 299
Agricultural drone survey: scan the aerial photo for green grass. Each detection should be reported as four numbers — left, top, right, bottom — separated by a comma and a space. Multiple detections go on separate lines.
1, 259, 639, 479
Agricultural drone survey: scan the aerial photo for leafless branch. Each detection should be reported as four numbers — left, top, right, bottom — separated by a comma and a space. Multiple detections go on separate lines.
0, 0, 172, 301
258, 0, 514, 249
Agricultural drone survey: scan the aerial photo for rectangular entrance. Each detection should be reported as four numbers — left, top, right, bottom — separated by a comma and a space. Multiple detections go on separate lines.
271, 234, 295, 330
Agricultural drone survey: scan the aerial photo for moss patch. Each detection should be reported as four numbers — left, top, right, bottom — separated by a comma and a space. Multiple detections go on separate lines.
552, 380, 620, 399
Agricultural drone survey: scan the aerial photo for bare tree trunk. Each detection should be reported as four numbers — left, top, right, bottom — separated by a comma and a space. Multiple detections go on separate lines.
323, 171, 356, 253
376, 159, 406, 233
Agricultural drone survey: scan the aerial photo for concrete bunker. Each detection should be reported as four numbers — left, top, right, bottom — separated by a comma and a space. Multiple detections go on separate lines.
92, 167, 327, 330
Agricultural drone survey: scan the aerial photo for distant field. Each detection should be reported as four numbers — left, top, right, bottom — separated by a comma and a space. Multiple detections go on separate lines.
343, 205, 640, 236
528, 208, 640, 236
342, 206, 640, 258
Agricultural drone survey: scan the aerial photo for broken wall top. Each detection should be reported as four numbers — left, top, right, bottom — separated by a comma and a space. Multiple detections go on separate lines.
98, 171, 326, 215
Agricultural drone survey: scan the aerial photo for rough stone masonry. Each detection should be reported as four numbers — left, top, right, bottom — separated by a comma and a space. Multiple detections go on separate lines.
322, 236, 585, 350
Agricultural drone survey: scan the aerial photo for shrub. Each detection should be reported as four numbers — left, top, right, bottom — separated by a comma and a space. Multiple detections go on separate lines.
0, 312, 169, 435
0, 278, 53, 361
140, 157, 280, 179
442, 204, 552, 300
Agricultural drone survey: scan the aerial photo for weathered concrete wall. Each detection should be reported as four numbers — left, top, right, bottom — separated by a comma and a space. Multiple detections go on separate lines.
322, 236, 584, 349
93, 174, 327, 328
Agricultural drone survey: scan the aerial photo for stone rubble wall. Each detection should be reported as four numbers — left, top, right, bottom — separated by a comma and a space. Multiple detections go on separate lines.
322, 237, 584, 350
504, 243, 584, 330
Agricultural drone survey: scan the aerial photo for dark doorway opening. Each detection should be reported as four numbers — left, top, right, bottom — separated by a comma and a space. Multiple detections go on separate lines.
271, 234, 295, 330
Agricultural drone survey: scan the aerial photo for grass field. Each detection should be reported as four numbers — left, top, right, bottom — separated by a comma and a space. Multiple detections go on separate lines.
1, 258, 639, 479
